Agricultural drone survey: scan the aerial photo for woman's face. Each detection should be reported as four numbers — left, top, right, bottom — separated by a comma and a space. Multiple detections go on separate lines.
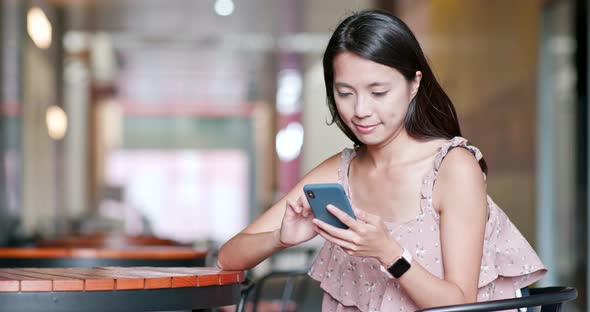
332, 52, 421, 146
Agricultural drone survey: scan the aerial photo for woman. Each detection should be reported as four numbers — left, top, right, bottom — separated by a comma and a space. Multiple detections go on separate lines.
218, 10, 546, 311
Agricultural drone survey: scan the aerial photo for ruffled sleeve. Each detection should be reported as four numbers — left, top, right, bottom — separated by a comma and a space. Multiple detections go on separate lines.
478, 196, 547, 289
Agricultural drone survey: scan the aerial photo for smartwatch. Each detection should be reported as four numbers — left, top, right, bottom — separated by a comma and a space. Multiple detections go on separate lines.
380, 248, 412, 279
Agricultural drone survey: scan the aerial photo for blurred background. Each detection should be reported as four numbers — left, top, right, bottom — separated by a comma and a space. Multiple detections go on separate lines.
0, 0, 588, 310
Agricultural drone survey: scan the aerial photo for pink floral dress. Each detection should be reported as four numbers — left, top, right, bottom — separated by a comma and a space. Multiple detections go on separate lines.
308, 137, 547, 312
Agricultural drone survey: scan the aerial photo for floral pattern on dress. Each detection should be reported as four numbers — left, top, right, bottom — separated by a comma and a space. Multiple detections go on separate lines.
308, 137, 547, 312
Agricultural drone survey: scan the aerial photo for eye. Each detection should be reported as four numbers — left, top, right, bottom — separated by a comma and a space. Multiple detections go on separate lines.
337, 92, 352, 97
372, 91, 389, 97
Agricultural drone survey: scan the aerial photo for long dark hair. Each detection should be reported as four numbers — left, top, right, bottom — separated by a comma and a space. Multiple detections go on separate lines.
323, 10, 487, 173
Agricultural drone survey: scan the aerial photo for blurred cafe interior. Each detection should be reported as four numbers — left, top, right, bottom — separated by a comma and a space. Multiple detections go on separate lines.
0, 0, 589, 310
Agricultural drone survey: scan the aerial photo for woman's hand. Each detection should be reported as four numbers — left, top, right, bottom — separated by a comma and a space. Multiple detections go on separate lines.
312, 206, 401, 266
278, 196, 317, 247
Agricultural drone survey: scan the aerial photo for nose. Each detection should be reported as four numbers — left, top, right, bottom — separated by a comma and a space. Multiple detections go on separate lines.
354, 95, 372, 118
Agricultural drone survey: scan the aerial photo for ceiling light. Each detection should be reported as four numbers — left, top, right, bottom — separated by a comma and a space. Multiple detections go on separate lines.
46, 105, 68, 140
276, 122, 304, 162
27, 6, 52, 49
214, 0, 235, 17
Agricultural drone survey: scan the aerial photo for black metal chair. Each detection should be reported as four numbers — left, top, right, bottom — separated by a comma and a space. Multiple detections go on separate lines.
236, 268, 312, 312
417, 286, 577, 312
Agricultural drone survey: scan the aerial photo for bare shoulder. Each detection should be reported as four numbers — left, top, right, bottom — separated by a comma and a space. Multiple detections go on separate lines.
433, 147, 487, 213
438, 147, 483, 181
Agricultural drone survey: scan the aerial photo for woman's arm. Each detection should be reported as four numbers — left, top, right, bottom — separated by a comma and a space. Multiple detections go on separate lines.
216, 153, 341, 271
216, 228, 288, 271
398, 148, 488, 307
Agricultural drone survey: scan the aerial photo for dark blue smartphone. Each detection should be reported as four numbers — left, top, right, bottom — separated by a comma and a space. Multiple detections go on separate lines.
303, 183, 356, 229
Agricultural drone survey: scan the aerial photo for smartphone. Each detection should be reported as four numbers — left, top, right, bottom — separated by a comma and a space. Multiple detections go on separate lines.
303, 183, 356, 229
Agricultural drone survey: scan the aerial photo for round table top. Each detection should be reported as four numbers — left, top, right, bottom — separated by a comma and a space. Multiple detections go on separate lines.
0, 267, 244, 292
0, 267, 245, 311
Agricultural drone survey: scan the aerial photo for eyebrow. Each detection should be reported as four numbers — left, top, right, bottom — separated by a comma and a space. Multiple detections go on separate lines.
334, 82, 390, 88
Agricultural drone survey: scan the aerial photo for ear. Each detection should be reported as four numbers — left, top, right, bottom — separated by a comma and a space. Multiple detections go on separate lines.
410, 71, 422, 97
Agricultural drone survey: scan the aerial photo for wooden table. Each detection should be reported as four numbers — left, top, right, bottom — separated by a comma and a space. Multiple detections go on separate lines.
35, 234, 189, 248
0, 247, 208, 268
0, 267, 244, 311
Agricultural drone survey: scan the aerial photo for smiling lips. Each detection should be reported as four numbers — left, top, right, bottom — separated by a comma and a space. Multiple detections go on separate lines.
353, 123, 379, 134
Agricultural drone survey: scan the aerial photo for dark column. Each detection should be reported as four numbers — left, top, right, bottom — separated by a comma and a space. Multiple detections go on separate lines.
574, 0, 590, 311
0, 0, 24, 245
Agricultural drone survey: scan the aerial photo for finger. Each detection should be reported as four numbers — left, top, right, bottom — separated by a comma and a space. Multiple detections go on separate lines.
284, 200, 294, 217
291, 199, 303, 214
300, 195, 311, 209
302, 205, 312, 218
312, 218, 357, 244
286, 199, 301, 215
352, 208, 368, 223
341, 247, 360, 257
353, 208, 381, 225
326, 205, 360, 231
351, 208, 368, 224
296, 196, 303, 207
314, 225, 357, 251
299, 196, 312, 218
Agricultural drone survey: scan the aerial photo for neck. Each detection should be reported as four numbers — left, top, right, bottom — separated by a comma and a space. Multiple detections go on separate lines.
361, 128, 418, 169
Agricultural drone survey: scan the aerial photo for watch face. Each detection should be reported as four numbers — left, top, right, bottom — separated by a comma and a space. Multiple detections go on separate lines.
388, 257, 411, 278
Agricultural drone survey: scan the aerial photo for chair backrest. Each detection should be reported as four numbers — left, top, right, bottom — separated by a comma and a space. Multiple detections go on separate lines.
417, 286, 577, 312
236, 269, 313, 312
